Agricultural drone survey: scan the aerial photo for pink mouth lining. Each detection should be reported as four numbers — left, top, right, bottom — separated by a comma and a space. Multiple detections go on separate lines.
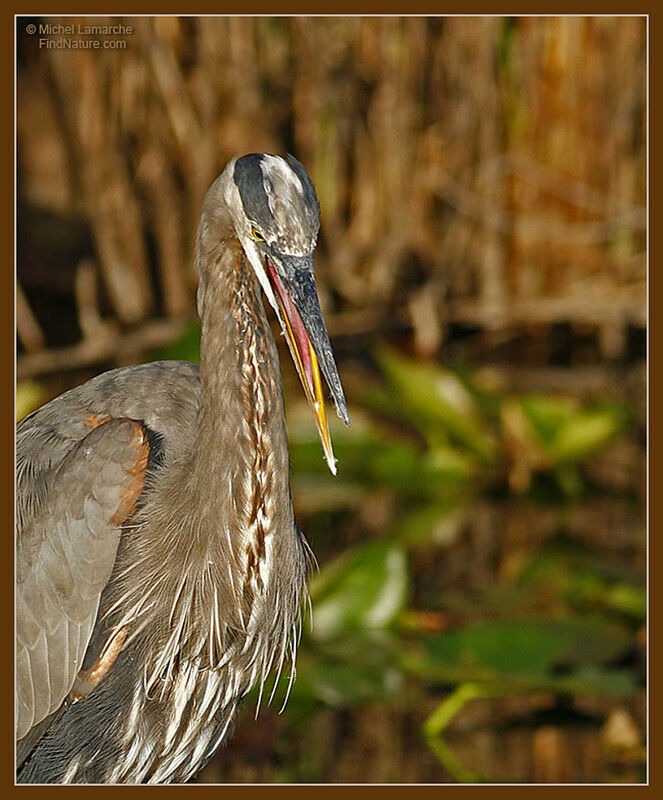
265, 257, 315, 398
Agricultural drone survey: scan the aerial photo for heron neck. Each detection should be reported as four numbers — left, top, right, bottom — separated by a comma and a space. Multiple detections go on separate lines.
190, 236, 290, 518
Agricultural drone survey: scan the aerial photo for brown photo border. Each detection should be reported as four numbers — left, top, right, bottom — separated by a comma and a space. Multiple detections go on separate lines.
5, 3, 655, 796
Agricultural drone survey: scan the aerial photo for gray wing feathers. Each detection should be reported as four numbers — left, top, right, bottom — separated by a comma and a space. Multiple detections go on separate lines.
16, 419, 148, 741
16, 361, 199, 534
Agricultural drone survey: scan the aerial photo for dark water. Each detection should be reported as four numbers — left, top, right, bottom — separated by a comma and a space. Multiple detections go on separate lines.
198, 473, 646, 784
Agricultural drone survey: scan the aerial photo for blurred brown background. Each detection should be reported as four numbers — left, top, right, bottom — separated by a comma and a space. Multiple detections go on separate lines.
16, 16, 646, 784
17, 16, 645, 376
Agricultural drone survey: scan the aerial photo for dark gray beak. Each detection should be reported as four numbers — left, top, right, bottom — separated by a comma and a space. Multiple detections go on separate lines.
271, 253, 350, 427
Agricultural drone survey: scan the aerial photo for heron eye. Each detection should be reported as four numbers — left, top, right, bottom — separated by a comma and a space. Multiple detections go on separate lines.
252, 228, 265, 242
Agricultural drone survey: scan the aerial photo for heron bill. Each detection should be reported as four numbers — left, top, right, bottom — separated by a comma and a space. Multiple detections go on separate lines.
265, 257, 338, 475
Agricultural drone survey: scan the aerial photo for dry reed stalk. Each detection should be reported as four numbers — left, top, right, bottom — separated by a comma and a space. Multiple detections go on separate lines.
17, 16, 646, 369
44, 38, 154, 324
16, 283, 46, 353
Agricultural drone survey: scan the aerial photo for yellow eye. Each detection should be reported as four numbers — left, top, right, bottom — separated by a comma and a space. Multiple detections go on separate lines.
252, 227, 265, 242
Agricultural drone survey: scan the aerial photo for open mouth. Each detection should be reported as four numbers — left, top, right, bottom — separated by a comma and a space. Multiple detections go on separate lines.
265, 256, 336, 474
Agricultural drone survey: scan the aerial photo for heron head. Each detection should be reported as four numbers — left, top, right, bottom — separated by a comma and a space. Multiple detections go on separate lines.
215, 153, 349, 474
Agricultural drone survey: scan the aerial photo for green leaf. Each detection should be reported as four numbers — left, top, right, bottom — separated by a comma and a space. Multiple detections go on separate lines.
261, 631, 404, 710
548, 408, 626, 463
372, 345, 497, 462
603, 583, 646, 619
513, 396, 627, 464
394, 500, 469, 550
411, 616, 633, 681
519, 395, 579, 446
301, 654, 403, 707
310, 541, 409, 638
368, 443, 476, 490
519, 538, 646, 622
16, 380, 46, 421
548, 666, 636, 698
298, 631, 404, 707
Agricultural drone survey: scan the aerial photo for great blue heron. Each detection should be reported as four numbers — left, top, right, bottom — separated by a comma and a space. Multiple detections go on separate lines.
16, 153, 349, 783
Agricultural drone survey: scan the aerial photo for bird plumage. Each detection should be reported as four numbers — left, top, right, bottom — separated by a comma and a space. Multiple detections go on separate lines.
16, 154, 343, 783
